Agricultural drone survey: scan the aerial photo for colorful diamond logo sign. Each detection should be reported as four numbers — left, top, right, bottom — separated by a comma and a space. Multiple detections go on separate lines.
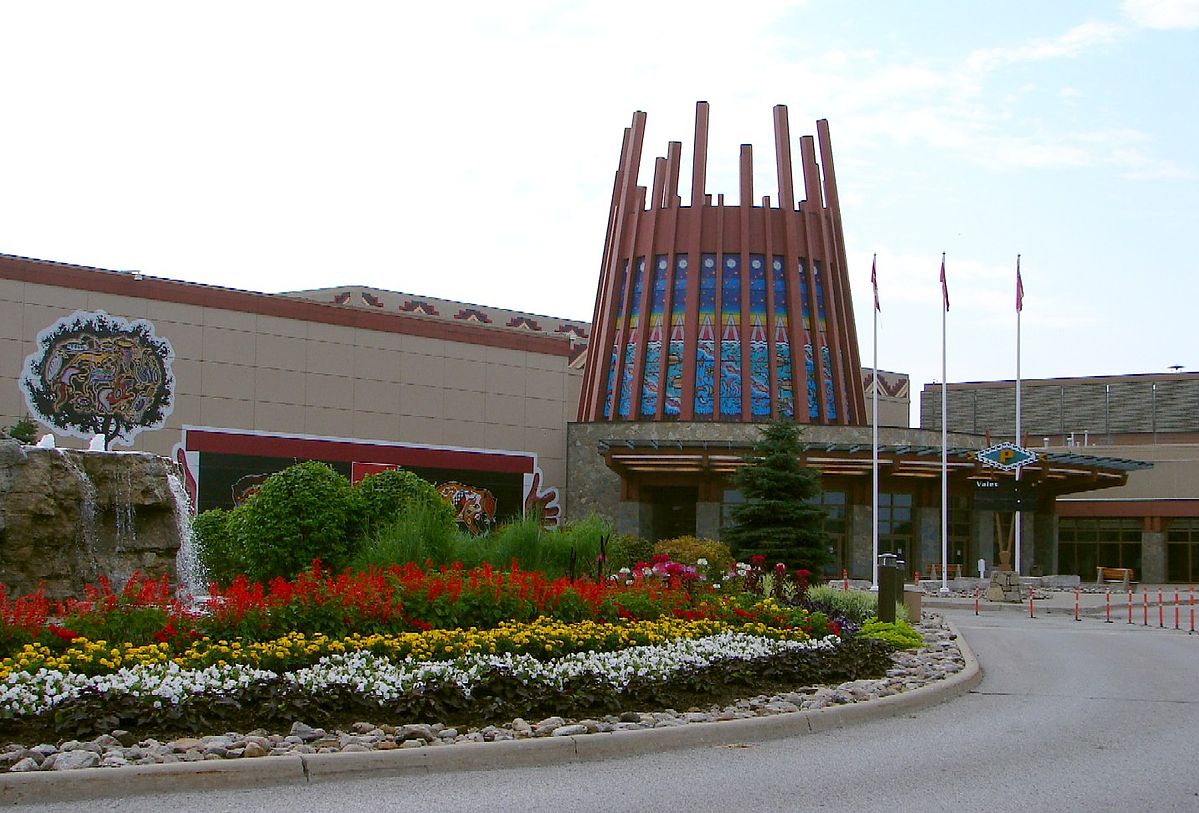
977, 442, 1037, 471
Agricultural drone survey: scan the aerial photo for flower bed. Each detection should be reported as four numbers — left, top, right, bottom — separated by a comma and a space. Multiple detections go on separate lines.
0, 563, 910, 752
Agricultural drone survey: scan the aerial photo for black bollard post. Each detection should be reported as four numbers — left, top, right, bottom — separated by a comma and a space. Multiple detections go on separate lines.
877, 554, 897, 623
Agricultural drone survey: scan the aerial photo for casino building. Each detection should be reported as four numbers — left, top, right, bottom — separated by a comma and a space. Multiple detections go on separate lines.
0, 103, 1161, 581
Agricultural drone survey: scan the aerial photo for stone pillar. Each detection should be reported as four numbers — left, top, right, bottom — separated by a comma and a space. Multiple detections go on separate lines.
973, 509, 995, 577
917, 506, 939, 576
615, 500, 652, 540
696, 501, 722, 540
850, 503, 873, 581
1142, 526, 1166, 584
1032, 511, 1056, 576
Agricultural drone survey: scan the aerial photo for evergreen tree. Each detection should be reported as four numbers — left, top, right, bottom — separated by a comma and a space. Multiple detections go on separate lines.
723, 420, 831, 571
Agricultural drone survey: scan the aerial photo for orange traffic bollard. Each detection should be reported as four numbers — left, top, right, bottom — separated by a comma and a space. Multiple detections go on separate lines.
1074, 588, 1080, 622
1105, 589, 1112, 624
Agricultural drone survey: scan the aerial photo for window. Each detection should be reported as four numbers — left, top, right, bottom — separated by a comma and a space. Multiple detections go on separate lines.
1167, 518, 1199, 583
1058, 518, 1142, 580
877, 492, 914, 566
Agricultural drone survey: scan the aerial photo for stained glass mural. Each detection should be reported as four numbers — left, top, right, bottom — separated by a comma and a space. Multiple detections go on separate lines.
748, 255, 770, 416
772, 257, 794, 418
617, 258, 645, 418
814, 262, 836, 420
694, 254, 717, 416
719, 255, 742, 417
798, 261, 819, 419
602, 261, 627, 418
640, 256, 668, 416
663, 255, 688, 416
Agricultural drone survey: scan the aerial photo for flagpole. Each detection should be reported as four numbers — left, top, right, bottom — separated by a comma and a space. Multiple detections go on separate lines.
871, 254, 879, 592
1014, 255, 1023, 575
940, 252, 949, 596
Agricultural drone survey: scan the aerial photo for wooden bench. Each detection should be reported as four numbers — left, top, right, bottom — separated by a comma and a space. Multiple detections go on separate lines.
926, 563, 961, 579
1096, 567, 1135, 591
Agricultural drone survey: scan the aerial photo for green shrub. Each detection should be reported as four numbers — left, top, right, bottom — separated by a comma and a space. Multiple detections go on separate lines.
608, 534, 653, 571
192, 508, 245, 587
806, 584, 906, 624
857, 618, 924, 649
654, 536, 734, 583
236, 461, 355, 581
352, 469, 455, 539
350, 501, 462, 571
3, 416, 37, 445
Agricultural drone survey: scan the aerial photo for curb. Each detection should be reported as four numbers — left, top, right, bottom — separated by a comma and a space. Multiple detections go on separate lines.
0, 622, 982, 805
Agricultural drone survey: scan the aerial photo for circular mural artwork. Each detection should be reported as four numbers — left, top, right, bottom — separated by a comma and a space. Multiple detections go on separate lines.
20, 310, 175, 449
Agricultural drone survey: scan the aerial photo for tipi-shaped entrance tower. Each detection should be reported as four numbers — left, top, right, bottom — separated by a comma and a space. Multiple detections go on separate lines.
578, 103, 865, 426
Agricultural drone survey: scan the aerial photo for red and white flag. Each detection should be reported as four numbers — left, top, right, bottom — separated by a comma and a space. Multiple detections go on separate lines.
939, 254, 949, 311
1016, 254, 1024, 313
871, 255, 880, 311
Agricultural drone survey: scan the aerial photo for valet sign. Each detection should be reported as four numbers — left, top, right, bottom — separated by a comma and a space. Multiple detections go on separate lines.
977, 442, 1036, 471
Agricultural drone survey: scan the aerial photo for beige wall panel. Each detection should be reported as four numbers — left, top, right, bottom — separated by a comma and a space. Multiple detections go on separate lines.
146, 299, 203, 326
0, 338, 25, 379
484, 393, 525, 426
201, 396, 254, 429
353, 378, 401, 415
0, 300, 25, 341
307, 340, 356, 376
521, 426, 565, 461
400, 335, 449, 358
353, 346, 402, 383
398, 415, 444, 445
154, 321, 204, 361
306, 373, 355, 410
202, 307, 256, 332
255, 366, 306, 406
0, 388, 25, 425
171, 359, 203, 396
24, 284, 88, 311
484, 345, 527, 367
167, 393, 203, 428
201, 362, 256, 400
443, 357, 487, 393
442, 419, 486, 449
0, 278, 25, 303
525, 397, 564, 430
22, 304, 76, 340
352, 410, 400, 442
256, 333, 305, 372
527, 351, 569, 372
401, 353, 446, 388
255, 401, 308, 432
203, 327, 256, 366
482, 422, 525, 451
400, 384, 445, 419
443, 390, 484, 423
355, 327, 406, 351
525, 368, 565, 401
307, 322, 357, 345
485, 364, 526, 397
87, 292, 149, 319
304, 407, 356, 439
257, 314, 308, 339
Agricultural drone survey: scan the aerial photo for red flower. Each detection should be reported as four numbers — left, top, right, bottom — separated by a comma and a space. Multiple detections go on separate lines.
47, 624, 79, 642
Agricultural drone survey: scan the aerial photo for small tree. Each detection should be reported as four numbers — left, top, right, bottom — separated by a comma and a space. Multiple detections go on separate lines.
722, 419, 831, 571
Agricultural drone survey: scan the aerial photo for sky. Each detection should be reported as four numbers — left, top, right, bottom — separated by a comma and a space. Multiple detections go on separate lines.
2, 1, 1196, 426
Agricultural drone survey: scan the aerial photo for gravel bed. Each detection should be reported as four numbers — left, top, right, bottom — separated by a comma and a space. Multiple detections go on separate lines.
0, 615, 965, 773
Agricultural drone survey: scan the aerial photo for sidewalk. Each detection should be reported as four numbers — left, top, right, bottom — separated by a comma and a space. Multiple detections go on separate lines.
920, 582, 1198, 620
